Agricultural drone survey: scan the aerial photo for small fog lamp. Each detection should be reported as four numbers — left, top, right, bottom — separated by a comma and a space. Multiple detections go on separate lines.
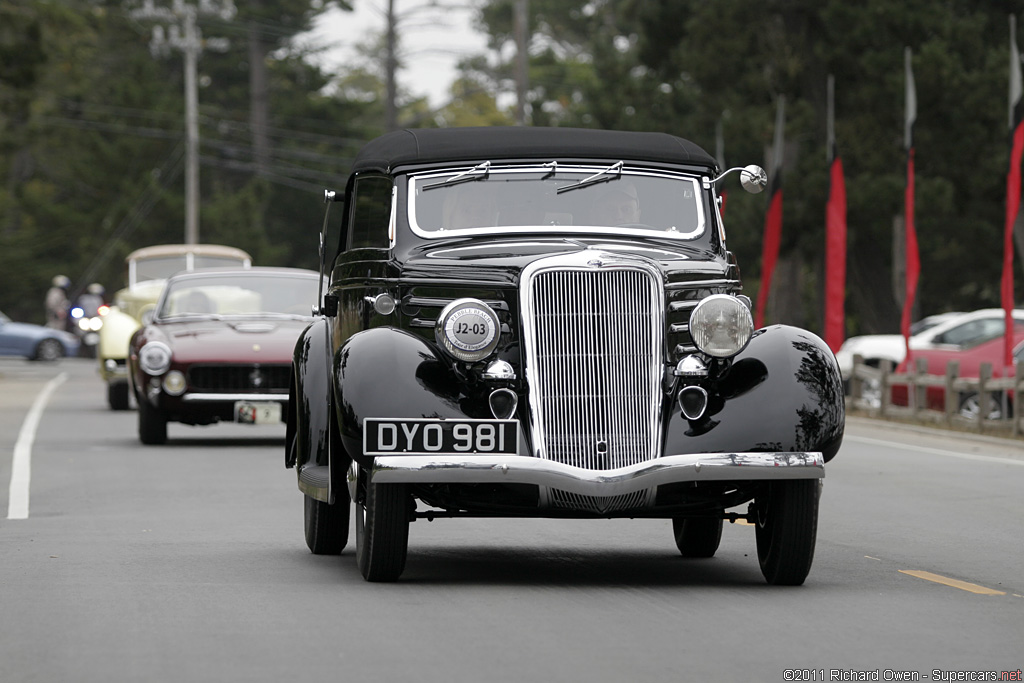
162, 370, 187, 396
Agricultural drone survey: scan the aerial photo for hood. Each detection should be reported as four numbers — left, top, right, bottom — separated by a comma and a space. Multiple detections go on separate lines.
154, 318, 308, 364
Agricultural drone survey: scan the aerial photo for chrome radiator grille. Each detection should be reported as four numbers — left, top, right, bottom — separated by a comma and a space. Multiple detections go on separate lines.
523, 258, 663, 472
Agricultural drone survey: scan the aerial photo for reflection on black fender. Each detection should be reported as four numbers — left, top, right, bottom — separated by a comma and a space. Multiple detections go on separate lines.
666, 325, 844, 462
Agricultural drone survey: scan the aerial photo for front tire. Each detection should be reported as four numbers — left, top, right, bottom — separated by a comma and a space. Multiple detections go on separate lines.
355, 474, 411, 582
304, 490, 350, 555
755, 480, 820, 585
138, 399, 167, 445
108, 380, 130, 411
672, 517, 723, 558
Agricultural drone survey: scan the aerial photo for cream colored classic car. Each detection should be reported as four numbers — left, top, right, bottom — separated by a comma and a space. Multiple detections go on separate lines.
98, 244, 252, 409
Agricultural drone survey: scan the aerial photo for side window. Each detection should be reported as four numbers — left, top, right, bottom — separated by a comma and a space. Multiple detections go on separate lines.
348, 175, 393, 250
934, 318, 1002, 347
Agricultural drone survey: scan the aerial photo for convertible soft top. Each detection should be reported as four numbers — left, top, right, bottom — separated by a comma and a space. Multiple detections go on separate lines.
351, 127, 718, 174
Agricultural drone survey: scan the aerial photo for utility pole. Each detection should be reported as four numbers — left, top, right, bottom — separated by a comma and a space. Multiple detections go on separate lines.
513, 0, 528, 125
128, 0, 236, 245
385, 0, 398, 132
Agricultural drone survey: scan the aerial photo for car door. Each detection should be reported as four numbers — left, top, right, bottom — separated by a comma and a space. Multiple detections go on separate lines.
331, 173, 396, 346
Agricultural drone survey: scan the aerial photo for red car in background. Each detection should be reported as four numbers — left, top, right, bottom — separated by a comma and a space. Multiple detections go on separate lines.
128, 267, 321, 444
891, 322, 1024, 419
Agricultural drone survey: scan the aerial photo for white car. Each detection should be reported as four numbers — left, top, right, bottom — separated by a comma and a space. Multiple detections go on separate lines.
836, 309, 1024, 380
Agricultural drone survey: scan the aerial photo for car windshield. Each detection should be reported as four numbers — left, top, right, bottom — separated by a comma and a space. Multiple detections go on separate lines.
135, 255, 249, 283
157, 273, 319, 320
408, 165, 706, 239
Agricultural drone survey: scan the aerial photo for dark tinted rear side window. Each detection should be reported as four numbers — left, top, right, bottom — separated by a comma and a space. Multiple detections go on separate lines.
348, 176, 392, 250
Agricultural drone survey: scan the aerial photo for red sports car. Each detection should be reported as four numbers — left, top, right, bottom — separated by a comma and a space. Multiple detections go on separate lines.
890, 322, 1024, 419
128, 267, 321, 444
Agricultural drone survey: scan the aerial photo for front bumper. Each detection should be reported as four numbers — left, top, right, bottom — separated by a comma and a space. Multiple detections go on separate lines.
370, 451, 824, 497
101, 357, 128, 382
181, 392, 289, 403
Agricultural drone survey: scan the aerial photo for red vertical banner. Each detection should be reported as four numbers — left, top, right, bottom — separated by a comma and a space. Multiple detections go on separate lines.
1002, 16, 1023, 370
755, 96, 785, 329
901, 149, 919, 357
825, 155, 847, 353
824, 74, 847, 353
901, 47, 919, 364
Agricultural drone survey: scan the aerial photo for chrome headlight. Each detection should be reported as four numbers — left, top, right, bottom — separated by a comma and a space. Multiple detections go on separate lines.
138, 341, 172, 375
689, 294, 753, 358
435, 298, 501, 362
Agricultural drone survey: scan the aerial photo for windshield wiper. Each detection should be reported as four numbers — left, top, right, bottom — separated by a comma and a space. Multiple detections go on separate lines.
555, 161, 623, 194
423, 161, 491, 190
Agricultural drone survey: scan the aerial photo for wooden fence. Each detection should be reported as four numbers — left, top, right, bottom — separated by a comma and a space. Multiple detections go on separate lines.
846, 354, 1024, 437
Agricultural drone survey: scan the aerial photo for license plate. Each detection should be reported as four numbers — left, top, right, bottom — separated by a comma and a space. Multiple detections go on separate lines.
235, 401, 282, 424
364, 418, 518, 456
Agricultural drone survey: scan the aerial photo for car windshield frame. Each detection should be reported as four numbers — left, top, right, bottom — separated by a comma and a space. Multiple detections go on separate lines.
406, 164, 707, 241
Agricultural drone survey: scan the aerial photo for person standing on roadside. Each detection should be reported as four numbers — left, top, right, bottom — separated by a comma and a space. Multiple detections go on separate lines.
45, 274, 71, 329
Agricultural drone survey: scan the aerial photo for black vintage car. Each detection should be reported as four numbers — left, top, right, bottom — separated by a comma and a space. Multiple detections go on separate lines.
287, 127, 844, 584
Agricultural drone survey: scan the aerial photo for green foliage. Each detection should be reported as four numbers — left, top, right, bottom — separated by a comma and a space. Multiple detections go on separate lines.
468, 0, 1024, 334
8, 0, 1024, 339
0, 0, 375, 323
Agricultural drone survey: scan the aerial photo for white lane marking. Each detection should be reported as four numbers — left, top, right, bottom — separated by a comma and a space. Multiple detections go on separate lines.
846, 435, 1024, 467
7, 373, 68, 520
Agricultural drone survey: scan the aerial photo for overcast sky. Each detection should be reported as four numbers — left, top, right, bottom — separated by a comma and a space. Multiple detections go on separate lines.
301, 0, 490, 107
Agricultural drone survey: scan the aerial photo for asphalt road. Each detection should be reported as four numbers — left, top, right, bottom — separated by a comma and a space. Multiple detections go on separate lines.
1, 357, 1022, 683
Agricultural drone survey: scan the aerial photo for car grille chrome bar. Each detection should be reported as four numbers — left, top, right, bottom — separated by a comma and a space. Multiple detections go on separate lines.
522, 252, 664, 476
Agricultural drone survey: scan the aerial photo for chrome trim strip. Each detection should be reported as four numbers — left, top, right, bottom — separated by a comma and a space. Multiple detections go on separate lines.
664, 279, 735, 289
182, 392, 288, 402
371, 451, 825, 497
669, 300, 699, 312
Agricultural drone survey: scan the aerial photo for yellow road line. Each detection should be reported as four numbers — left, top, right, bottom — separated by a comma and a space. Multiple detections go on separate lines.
899, 570, 1006, 595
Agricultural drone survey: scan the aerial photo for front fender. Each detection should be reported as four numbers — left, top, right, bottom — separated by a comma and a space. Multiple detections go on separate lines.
97, 308, 140, 361
336, 327, 468, 467
287, 318, 347, 503
665, 325, 845, 462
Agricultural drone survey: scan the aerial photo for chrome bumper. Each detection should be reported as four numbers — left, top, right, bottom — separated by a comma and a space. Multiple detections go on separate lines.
371, 451, 824, 497
181, 392, 288, 403
102, 358, 128, 380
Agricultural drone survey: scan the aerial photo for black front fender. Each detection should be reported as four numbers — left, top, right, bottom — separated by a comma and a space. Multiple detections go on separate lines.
336, 327, 469, 467
287, 318, 352, 503
665, 325, 845, 462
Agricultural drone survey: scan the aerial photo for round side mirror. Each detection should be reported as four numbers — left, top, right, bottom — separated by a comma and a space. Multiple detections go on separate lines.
739, 165, 768, 194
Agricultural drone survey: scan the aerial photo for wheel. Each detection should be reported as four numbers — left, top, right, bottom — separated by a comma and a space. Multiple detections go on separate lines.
958, 392, 1005, 420
138, 399, 167, 445
108, 380, 130, 411
754, 480, 820, 585
355, 473, 411, 582
304, 488, 350, 555
672, 517, 723, 558
33, 338, 64, 361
